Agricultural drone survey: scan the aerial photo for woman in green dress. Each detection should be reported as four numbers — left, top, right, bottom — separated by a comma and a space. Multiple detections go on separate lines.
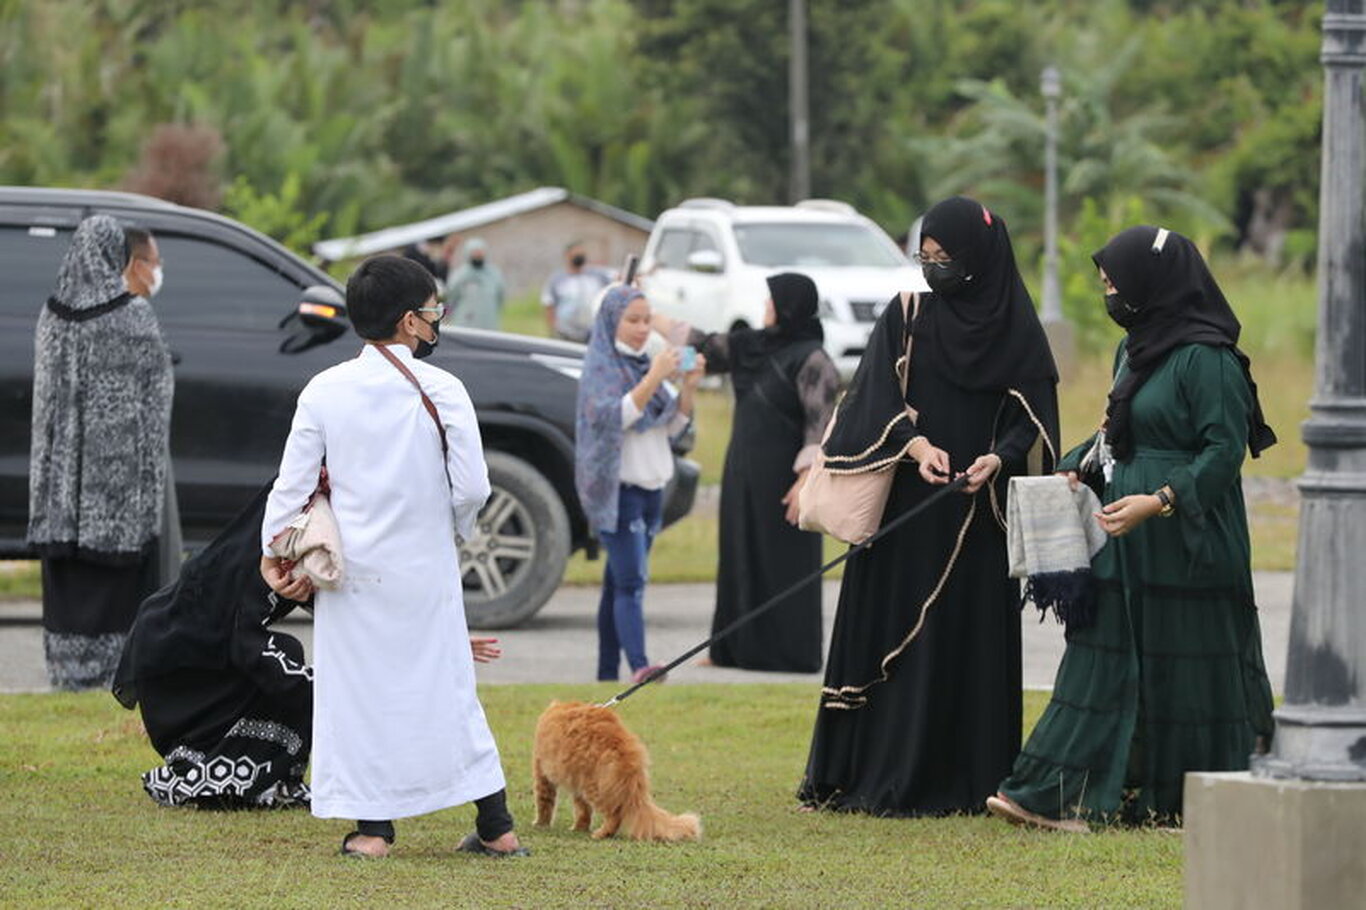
988, 226, 1278, 830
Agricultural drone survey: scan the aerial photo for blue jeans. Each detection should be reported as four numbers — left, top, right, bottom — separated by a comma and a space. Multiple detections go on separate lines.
597, 485, 663, 681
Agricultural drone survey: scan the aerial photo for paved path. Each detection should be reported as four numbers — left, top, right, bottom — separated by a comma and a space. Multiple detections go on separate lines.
0, 573, 1294, 695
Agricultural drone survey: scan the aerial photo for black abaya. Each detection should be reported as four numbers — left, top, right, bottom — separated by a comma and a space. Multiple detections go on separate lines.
798, 307, 1052, 816
114, 485, 312, 809
708, 339, 836, 672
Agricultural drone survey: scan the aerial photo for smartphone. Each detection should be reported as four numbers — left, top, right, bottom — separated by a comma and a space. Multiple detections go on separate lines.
680, 345, 697, 371
623, 253, 640, 286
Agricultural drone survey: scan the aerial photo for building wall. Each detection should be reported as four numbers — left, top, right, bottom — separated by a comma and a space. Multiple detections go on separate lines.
443, 203, 651, 302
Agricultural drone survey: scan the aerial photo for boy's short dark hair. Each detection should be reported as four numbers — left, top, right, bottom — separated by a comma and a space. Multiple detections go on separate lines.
347, 255, 438, 340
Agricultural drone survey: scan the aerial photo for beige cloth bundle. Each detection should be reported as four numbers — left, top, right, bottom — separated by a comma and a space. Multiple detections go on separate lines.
1006, 475, 1107, 628
268, 489, 344, 590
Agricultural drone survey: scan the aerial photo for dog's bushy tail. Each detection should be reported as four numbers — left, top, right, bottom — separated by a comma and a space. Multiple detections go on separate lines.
620, 777, 702, 842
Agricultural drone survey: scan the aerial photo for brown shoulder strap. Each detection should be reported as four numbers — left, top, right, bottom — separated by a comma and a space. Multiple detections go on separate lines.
373, 344, 449, 460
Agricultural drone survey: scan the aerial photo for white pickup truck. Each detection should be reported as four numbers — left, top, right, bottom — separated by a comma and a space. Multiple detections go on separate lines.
638, 198, 928, 377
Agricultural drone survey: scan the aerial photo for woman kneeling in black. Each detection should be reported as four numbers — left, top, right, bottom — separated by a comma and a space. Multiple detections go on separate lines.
113, 486, 313, 809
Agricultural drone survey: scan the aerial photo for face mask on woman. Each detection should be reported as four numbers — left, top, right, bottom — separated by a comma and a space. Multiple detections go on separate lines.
1104, 292, 1140, 329
922, 260, 971, 297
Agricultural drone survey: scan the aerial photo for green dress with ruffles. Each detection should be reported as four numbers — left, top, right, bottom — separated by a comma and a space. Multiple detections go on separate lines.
999, 342, 1274, 824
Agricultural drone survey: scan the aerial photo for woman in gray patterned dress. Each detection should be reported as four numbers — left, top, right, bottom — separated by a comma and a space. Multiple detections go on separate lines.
28, 214, 174, 690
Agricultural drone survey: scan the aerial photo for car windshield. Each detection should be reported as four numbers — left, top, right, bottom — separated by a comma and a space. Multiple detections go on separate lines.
732, 222, 906, 268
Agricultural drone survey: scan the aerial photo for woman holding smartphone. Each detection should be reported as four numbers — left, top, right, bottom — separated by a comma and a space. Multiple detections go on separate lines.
576, 285, 705, 684
656, 272, 840, 672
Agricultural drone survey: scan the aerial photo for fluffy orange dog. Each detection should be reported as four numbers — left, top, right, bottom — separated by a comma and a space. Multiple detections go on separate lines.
532, 700, 701, 842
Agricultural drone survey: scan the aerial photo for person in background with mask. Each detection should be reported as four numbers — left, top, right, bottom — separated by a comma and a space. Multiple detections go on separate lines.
542, 240, 613, 342
575, 285, 706, 684
261, 254, 527, 859
27, 216, 174, 690
124, 227, 163, 299
444, 237, 505, 330
988, 226, 1276, 832
124, 227, 184, 589
798, 196, 1060, 817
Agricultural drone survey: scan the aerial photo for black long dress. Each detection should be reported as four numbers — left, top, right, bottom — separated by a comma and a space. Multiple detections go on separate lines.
702, 333, 839, 672
113, 486, 313, 809
798, 319, 1051, 816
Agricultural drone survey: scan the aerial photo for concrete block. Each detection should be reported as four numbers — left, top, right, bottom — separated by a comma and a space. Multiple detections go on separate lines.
1184, 771, 1366, 909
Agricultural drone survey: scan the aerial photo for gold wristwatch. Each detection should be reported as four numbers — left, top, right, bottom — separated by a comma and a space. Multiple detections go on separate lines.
1154, 487, 1175, 518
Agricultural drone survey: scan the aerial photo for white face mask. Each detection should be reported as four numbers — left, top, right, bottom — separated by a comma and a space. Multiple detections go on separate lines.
146, 265, 164, 298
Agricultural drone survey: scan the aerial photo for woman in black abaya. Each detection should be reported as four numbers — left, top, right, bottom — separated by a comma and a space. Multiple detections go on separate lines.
686, 273, 840, 672
798, 197, 1060, 815
113, 487, 313, 809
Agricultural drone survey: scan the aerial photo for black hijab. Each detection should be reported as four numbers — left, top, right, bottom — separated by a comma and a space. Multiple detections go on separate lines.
112, 484, 309, 709
727, 271, 824, 388
767, 272, 824, 343
919, 196, 1058, 390
1095, 226, 1276, 462
824, 197, 1059, 471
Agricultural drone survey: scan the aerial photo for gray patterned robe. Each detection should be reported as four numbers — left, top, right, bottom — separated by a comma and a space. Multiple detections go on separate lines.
27, 214, 174, 688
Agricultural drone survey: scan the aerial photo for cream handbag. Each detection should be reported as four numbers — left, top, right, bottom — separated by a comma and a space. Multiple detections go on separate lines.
798, 292, 919, 545
268, 472, 344, 590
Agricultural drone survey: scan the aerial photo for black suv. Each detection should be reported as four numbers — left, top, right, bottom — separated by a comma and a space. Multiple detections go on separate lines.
0, 187, 697, 627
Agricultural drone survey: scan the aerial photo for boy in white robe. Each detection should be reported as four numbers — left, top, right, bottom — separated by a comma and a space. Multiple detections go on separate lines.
261, 255, 528, 859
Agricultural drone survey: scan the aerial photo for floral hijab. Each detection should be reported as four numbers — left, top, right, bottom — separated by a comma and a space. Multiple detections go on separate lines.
575, 286, 678, 533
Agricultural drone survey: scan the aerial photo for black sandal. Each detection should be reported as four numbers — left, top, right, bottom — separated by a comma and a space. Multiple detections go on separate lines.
455, 832, 530, 858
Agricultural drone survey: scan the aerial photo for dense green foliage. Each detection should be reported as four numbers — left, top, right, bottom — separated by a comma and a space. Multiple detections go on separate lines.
0, 1, 1322, 277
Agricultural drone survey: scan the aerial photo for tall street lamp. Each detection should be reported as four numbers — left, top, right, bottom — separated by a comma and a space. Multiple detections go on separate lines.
1252, 0, 1366, 787
1040, 65, 1073, 374
789, 0, 811, 203
1185, 3, 1366, 906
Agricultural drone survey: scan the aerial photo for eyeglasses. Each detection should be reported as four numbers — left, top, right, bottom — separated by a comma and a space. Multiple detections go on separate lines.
911, 252, 953, 267
415, 304, 447, 321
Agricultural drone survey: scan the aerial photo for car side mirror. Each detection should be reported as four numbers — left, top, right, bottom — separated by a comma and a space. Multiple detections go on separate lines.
685, 249, 724, 274
280, 284, 349, 354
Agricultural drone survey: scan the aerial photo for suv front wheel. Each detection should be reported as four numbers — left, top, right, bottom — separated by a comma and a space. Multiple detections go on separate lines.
460, 451, 571, 629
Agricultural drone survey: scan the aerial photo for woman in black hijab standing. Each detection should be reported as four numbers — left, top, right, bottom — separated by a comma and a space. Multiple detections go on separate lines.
686, 273, 840, 672
989, 226, 1275, 830
798, 197, 1060, 816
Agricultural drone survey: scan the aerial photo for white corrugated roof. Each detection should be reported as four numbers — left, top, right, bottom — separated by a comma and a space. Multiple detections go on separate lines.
313, 186, 653, 261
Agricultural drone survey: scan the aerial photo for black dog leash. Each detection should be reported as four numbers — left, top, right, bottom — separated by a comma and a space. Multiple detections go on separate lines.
600, 474, 971, 707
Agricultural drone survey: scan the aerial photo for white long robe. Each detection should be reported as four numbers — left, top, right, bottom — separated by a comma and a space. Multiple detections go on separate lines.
262, 343, 504, 821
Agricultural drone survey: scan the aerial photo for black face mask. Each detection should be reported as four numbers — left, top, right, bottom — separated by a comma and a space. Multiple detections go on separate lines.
923, 260, 971, 297
470, 258, 485, 269
414, 317, 440, 360
569, 253, 587, 268
1105, 292, 1140, 329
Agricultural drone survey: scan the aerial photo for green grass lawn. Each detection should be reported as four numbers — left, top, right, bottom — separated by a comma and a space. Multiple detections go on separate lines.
0, 686, 1183, 909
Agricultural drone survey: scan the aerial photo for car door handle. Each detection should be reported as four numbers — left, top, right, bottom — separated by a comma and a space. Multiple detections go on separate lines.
676, 288, 685, 300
